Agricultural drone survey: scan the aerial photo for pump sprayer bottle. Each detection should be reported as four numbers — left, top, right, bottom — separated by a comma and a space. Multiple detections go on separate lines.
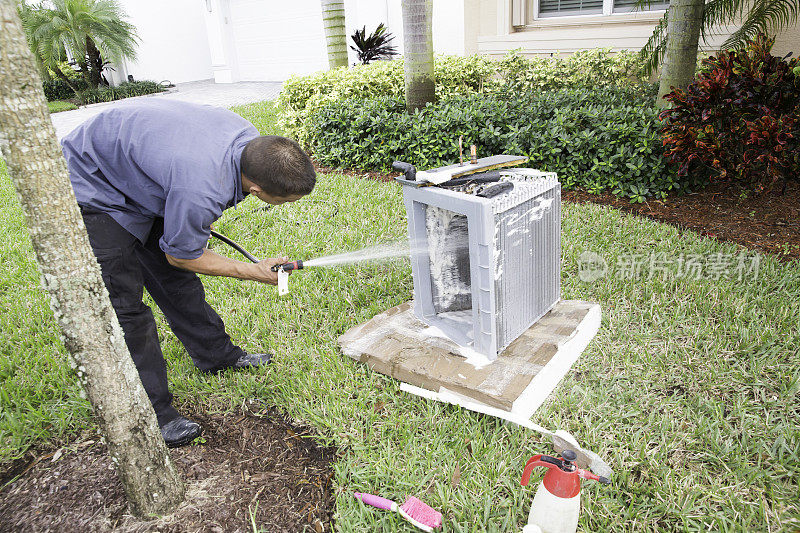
520, 450, 610, 533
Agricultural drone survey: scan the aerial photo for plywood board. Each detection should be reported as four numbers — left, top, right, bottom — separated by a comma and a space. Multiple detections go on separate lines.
339, 300, 600, 414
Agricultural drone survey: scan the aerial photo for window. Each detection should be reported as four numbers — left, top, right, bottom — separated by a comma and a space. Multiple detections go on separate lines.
539, 0, 603, 17
612, 0, 669, 12
516, 0, 669, 21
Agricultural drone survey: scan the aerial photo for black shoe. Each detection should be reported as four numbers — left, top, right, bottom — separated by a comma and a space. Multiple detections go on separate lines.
232, 352, 272, 370
160, 415, 202, 448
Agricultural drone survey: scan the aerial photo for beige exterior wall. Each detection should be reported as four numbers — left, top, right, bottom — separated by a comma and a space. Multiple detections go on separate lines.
773, 19, 800, 57
471, 0, 799, 59
464, 0, 482, 55
479, 0, 498, 36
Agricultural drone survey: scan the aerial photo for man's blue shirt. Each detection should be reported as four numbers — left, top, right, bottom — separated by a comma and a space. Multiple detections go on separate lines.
61, 99, 259, 259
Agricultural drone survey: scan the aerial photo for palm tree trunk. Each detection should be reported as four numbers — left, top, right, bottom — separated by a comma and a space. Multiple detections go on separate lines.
321, 0, 348, 69
77, 60, 92, 88
0, 0, 185, 517
53, 68, 83, 101
657, 0, 704, 109
402, 0, 435, 113
86, 36, 104, 87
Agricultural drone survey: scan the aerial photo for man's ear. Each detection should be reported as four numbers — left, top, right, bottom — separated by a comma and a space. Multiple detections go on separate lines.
248, 184, 263, 196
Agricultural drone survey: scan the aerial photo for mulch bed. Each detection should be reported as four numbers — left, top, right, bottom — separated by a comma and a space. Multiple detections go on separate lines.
562, 181, 800, 261
315, 162, 800, 262
0, 406, 337, 533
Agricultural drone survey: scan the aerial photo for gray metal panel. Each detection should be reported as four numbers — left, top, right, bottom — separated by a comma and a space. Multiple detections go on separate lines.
494, 184, 561, 351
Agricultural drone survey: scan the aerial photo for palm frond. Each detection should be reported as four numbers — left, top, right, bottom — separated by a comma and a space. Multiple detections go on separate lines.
641, 0, 799, 75
722, 0, 800, 49
638, 10, 669, 76
350, 23, 398, 64
701, 0, 749, 34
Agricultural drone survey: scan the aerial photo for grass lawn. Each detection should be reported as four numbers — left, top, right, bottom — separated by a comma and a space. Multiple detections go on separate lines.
1, 101, 799, 531
46, 100, 78, 113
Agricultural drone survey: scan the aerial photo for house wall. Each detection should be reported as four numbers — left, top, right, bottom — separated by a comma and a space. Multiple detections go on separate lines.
199, 0, 473, 82
432, 0, 466, 55
114, 0, 800, 85
475, 0, 736, 58
463, 0, 482, 55
474, 0, 800, 59
773, 19, 800, 57
109, 0, 213, 85
342, 0, 473, 62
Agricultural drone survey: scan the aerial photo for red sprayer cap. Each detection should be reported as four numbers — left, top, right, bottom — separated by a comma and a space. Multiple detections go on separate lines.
521, 450, 610, 498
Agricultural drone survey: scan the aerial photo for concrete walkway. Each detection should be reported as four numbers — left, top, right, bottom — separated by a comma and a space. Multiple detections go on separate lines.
51, 79, 283, 139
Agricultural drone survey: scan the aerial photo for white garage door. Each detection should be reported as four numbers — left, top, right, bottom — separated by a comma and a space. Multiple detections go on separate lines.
229, 0, 328, 81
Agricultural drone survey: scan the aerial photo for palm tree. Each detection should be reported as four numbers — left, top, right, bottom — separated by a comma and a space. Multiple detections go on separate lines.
401, 0, 435, 112
654, 0, 704, 109
640, 0, 800, 106
19, 0, 138, 91
321, 0, 347, 68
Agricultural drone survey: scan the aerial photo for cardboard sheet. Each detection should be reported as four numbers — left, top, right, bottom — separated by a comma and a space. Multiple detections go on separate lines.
339, 300, 601, 414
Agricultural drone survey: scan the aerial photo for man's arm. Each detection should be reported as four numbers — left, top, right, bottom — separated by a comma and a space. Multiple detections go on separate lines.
166, 248, 289, 285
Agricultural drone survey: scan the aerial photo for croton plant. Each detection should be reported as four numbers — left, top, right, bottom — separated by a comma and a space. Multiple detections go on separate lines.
659, 33, 800, 193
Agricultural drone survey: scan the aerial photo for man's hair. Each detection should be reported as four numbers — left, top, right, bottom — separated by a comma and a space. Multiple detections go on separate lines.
241, 135, 316, 197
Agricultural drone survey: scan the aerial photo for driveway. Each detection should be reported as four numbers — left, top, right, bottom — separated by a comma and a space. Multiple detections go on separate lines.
50, 79, 283, 139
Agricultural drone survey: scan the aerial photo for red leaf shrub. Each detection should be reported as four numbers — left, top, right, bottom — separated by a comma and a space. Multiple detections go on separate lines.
659, 33, 800, 192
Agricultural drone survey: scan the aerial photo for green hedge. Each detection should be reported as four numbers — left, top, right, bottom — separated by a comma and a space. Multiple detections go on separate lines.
278, 50, 650, 145
42, 78, 88, 101
308, 88, 687, 202
79, 81, 164, 104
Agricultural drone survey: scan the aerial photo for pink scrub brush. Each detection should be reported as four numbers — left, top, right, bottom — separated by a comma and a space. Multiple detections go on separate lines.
354, 492, 443, 531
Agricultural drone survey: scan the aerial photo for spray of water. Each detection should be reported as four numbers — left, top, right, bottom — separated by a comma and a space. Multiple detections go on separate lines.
303, 240, 428, 267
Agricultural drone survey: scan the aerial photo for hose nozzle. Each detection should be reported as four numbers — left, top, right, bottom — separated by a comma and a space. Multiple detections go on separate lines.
270, 260, 304, 272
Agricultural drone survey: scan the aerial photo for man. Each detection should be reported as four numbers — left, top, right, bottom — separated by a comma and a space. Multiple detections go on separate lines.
61, 99, 315, 447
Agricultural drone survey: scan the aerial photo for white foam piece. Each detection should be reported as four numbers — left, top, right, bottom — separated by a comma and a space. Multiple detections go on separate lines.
399, 304, 609, 474
511, 303, 601, 419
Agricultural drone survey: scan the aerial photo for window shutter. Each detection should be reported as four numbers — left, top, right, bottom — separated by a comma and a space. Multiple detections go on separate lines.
539, 0, 604, 15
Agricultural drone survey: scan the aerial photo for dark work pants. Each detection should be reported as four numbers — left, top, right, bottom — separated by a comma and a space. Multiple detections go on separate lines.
80, 207, 245, 425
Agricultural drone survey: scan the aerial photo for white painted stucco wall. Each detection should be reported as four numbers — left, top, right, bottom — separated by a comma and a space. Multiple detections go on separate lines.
113, 0, 473, 84
433, 0, 468, 55
109, 0, 799, 85
111, 0, 213, 84
343, 0, 468, 61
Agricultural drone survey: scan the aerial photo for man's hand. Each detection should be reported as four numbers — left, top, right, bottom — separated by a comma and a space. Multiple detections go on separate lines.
250, 256, 290, 285
166, 250, 292, 285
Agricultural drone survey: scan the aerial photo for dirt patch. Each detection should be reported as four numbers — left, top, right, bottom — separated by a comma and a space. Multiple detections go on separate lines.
313, 161, 401, 184
0, 407, 337, 533
318, 161, 800, 261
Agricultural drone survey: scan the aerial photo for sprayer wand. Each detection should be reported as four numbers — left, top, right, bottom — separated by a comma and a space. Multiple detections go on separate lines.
270, 260, 303, 272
